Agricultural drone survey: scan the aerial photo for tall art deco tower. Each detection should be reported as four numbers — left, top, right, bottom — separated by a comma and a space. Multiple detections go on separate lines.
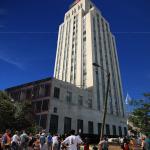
54, 0, 125, 117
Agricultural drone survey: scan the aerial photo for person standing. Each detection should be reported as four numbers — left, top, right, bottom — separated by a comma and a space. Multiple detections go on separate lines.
28, 133, 36, 150
47, 133, 53, 150
57, 135, 62, 150
39, 132, 46, 150
141, 137, 146, 150
11, 131, 20, 150
52, 134, 59, 150
1, 129, 11, 150
84, 137, 89, 150
0, 134, 2, 150
20, 130, 29, 150
144, 135, 150, 150
121, 137, 130, 150
33, 135, 40, 150
98, 137, 108, 150
62, 130, 83, 150
129, 138, 134, 150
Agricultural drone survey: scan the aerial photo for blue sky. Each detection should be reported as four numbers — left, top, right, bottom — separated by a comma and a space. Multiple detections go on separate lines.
0, 0, 150, 99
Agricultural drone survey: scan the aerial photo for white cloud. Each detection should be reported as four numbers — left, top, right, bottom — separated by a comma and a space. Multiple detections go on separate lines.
0, 54, 25, 70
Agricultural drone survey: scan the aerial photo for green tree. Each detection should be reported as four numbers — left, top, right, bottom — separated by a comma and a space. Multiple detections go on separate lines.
0, 91, 35, 132
128, 93, 150, 134
0, 91, 15, 131
13, 101, 35, 130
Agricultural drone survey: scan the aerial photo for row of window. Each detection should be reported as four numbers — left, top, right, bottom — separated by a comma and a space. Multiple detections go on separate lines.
37, 114, 127, 136
36, 113, 128, 136
53, 87, 92, 108
93, 14, 123, 115
70, 15, 78, 84
31, 84, 51, 99
93, 17, 101, 111
97, 16, 114, 114
35, 114, 47, 129
112, 37, 125, 116
96, 14, 105, 104
82, 17, 87, 88
32, 99, 49, 113
9, 84, 51, 101
105, 23, 117, 115
66, 4, 83, 20
66, 1, 94, 20
100, 17, 123, 116
62, 20, 71, 81
55, 25, 64, 79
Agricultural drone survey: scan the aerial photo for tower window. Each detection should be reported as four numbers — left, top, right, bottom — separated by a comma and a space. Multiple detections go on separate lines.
66, 91, 72, 103
42, 99, 49, 111
54, 107, 57, 113
83, 31, 86, 35
88, 121, 93, 134
88, 99, 92, 108
112, 125, 116, 136
83, 37, 86, 41
64, 117, 72, 133
124, 127, 127, 136
78, 95, 83, 105
106, 124, 110, 135
54, 87, 60, 99
119, 126, 122, 137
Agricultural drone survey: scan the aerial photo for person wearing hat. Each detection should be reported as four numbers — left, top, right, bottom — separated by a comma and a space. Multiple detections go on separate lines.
40, 131, 46, 150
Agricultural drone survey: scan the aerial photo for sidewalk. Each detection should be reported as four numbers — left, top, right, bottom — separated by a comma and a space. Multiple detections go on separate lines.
80, 144, 142, 150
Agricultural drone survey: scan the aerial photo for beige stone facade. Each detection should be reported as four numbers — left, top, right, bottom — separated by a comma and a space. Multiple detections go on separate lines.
54, 0, 125, 120
6, 78, 127, 136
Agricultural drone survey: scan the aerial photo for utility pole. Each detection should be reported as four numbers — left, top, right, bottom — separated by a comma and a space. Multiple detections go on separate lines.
92, 63, 110, 140
100, 72, 110, 140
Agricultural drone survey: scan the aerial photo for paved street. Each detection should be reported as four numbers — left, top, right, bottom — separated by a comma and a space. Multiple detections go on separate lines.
108, 145, 142, 150
87, 144, 142, 150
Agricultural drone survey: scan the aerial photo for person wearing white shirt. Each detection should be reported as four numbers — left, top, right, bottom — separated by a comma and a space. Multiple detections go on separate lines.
62, 130, 83, 150
11, 131, 20, 149
52, 134, 59, 150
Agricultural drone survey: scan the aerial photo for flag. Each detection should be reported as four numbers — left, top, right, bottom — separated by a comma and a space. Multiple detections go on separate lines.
125, 93, 133, 113
125, 93, 132, 104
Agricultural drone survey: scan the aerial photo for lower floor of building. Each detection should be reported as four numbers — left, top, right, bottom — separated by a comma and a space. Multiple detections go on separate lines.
35, 112, 127, 137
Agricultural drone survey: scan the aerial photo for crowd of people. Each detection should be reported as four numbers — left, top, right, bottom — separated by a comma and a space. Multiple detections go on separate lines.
120, 135, 150, 150
0, 129, 82, 150
0, 129, 98, 150
1, 128, 150, 150
141, 136, 150, 150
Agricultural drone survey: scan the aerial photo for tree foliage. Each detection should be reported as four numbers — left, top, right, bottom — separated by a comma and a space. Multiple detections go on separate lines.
0, 91, 35, 132
128, 93, 150, 134
13, 101, 35, 130
0, 91, 15, 131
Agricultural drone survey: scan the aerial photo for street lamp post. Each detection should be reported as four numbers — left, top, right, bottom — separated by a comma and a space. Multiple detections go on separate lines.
92, 63, 110, 141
